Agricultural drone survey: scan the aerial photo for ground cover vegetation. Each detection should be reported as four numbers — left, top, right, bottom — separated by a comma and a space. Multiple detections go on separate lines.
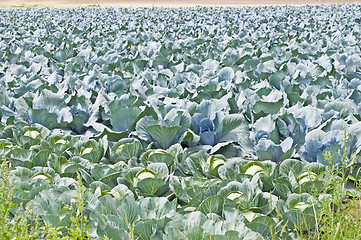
0, 4, 361, 239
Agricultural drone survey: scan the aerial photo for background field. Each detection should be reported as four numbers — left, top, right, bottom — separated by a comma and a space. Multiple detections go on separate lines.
1, 0, 361, 7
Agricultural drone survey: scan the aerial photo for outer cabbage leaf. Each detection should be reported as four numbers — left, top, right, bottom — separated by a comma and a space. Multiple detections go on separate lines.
136, 109, 191, 149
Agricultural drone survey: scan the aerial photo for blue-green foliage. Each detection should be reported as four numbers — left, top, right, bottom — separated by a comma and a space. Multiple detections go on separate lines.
0, 4, 361, 239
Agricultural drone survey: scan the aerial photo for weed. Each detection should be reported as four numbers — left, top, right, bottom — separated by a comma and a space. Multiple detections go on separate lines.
314, 127, 361, 239
0, 157, 94, 239
65, 172, 91, 239
0, 156, 40, 239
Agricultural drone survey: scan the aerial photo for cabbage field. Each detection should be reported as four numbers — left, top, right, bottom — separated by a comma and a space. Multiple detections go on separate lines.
1, 4, 361, 239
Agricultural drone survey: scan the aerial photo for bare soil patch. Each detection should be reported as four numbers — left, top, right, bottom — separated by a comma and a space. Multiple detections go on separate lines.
1, 0, 360, 8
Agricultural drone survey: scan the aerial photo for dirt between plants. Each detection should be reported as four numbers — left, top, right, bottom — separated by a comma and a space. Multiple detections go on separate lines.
1, 0, 360, 7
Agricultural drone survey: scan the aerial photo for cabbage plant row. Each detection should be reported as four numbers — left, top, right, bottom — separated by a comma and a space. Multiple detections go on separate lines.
0, 4, 361, 239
